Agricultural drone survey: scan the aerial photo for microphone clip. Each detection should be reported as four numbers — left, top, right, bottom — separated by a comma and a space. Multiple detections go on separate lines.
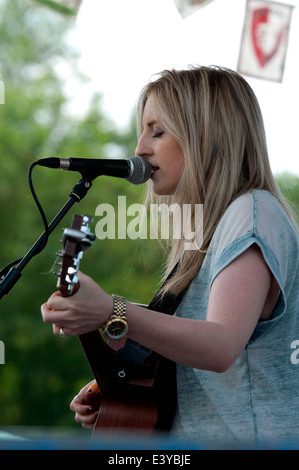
69, 178, 93, 201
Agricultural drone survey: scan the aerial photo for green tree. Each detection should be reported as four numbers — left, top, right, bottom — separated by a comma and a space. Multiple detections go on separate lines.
276, 172, 299, 223
0, 0, 160, 429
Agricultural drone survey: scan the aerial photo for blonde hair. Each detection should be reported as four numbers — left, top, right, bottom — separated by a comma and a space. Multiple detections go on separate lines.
137, 66, 295, 296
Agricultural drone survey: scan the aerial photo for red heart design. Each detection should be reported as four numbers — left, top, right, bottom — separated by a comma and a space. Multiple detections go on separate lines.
251, 7, 284, 67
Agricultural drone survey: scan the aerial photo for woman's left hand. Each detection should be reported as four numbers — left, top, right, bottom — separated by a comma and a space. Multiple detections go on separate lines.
41, 271, 113, 336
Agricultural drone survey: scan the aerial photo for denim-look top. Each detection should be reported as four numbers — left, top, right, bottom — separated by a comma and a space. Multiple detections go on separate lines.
172, 190, 299, 447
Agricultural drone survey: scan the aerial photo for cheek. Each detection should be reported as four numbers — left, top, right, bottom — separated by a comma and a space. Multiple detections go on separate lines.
169, 156, 184, 190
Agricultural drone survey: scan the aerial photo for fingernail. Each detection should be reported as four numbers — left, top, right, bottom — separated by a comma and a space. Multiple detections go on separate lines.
87, 384, 100, 393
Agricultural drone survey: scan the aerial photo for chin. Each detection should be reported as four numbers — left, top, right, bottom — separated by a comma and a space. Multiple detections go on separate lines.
153, 187, 176, 196
151, 179, 177, 196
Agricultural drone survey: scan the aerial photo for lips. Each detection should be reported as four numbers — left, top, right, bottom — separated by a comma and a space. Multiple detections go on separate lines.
151, 165, 159, 173
150, 166, 159, 179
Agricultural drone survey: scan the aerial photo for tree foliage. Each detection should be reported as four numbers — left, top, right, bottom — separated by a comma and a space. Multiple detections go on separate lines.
0, 0, 298, 431
0, 0, 161, 429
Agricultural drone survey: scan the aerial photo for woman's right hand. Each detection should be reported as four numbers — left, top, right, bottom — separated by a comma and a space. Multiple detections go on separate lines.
70, 379, 100, 429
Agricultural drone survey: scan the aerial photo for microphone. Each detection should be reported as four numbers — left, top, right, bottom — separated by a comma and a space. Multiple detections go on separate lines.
37, 156, 152, 185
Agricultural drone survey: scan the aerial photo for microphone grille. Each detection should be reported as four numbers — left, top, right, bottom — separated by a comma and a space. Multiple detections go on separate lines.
125, 156, 152, 185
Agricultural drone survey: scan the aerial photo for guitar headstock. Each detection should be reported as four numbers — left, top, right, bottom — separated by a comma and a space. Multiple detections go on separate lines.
54, 214, 95, 297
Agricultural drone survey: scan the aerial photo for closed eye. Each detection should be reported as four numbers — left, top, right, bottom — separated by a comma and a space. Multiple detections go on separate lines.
153, 131, 164, 138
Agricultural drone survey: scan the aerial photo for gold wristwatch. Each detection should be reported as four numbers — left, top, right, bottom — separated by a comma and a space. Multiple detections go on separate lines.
103, 294, 128, 340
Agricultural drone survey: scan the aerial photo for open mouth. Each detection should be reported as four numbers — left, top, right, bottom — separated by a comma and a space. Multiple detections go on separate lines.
151, 166, 159, 175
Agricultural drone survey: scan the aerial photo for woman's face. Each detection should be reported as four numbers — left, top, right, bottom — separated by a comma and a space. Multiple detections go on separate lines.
135, 94, 185, 195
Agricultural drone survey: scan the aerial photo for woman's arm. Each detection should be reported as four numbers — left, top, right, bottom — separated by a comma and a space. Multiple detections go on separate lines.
41, 244, 274, 373
123, 245, 274, 372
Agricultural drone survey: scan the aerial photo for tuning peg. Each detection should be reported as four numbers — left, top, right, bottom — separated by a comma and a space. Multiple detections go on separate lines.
82, 215, 93, 225
86, 233, 96, 241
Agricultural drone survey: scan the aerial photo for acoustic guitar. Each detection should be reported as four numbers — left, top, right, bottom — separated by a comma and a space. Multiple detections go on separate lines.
54, 214, 175, 436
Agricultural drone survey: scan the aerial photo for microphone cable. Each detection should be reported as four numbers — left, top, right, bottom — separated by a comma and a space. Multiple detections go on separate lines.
0, 162, 49, 279
28, 161, 49, 254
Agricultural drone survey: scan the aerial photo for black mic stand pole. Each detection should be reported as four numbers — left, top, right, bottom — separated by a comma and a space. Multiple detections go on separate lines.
0, 177, 92, 300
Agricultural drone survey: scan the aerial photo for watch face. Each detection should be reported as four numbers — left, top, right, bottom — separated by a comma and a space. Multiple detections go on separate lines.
106, 318, 128, 340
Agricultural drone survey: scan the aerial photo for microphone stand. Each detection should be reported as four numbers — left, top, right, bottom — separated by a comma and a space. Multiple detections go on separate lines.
0, 177, 92, 300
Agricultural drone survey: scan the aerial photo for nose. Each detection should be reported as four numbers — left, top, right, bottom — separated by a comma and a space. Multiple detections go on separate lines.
135, 133, 153, 159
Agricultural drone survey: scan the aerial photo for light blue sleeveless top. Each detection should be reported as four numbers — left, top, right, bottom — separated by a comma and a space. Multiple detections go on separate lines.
172, 190, 299, 447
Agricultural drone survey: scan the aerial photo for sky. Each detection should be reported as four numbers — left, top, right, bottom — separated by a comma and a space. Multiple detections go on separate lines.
67, 0, 299, 176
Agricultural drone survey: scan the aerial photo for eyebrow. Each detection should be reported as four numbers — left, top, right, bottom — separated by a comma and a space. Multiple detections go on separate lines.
140, 119, 157, 133
146, 120, 157, 127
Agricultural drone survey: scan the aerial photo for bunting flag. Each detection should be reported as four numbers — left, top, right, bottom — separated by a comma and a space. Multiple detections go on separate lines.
173, 0, 216, 18
238, 0, 294, 82
32, 0, 83, 16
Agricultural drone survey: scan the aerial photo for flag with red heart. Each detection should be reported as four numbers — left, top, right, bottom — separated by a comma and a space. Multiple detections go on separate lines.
238, 0, 294, 82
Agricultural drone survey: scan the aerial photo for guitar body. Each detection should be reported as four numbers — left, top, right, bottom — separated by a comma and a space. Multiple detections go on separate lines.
56, 214, 175, 436
78, 329, 161, 435
94, 379, 159, 433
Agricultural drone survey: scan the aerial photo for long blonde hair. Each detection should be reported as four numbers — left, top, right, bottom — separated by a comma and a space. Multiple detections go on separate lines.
137, 66, 295, 296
